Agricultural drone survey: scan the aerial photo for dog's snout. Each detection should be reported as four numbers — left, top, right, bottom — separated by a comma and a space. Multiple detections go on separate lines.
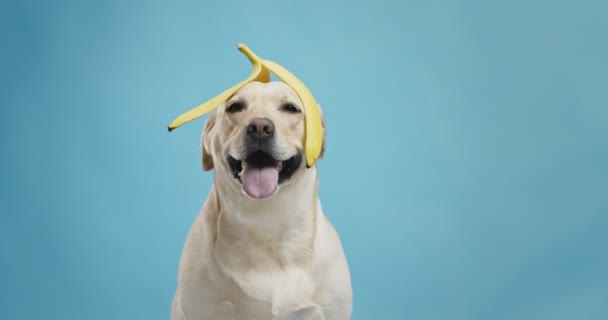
246, 118, 275, 140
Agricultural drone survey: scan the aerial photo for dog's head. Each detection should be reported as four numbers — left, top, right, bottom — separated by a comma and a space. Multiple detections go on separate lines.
201, 81, 325, 200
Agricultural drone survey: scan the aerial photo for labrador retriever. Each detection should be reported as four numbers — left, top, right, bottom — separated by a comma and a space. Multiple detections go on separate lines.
171, 81, 352, 319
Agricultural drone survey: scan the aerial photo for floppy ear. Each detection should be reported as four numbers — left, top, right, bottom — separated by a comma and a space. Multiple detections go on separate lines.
201, 110, 217, 171
318, 105, 327, 159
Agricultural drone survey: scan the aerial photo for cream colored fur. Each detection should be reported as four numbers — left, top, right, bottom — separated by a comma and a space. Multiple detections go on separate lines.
171, 82, 352, 319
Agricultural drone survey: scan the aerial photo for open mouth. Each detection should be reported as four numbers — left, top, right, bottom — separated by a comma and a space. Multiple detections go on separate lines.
227, 151, 301, 199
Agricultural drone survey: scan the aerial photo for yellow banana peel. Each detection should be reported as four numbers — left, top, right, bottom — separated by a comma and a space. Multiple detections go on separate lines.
168, 44, 323, 167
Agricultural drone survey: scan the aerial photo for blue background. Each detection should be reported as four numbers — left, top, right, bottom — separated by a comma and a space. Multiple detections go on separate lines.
1, 0, 607, 319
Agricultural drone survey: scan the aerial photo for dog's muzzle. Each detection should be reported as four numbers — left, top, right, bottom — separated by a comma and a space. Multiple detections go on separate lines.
227, 117, 302, 199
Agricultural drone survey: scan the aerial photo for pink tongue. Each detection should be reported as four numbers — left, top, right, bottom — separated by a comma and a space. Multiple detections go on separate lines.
241, 165, 279, 199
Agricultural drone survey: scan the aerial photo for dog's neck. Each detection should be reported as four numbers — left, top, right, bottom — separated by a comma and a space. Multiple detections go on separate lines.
211, 165, 319, 270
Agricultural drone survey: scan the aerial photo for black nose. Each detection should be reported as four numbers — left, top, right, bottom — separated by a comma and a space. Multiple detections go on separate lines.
246, 117, 275, 140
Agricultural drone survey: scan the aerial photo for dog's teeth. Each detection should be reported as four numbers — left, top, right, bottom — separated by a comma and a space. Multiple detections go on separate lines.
278, 161, 283, 171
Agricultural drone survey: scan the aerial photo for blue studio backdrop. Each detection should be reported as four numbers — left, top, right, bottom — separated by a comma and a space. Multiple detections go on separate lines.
1, 0, 607, 319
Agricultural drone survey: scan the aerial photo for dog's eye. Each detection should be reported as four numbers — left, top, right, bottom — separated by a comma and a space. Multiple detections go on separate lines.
281, 104, 300, 113
226, 102, 245, 113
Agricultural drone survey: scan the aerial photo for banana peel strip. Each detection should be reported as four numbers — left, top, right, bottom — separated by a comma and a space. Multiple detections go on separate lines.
167, 44, 323, 167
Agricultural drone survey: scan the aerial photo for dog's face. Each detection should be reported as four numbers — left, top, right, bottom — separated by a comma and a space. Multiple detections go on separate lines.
201, 81, 324, 200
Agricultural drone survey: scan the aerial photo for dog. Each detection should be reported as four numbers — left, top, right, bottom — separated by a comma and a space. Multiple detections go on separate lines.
170, 81, 352, 319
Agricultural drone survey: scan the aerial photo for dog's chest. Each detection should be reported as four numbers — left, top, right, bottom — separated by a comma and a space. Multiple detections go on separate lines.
219, 262, 318, 316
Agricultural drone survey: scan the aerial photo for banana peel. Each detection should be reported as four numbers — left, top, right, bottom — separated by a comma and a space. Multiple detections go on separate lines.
168, 44, 323, 168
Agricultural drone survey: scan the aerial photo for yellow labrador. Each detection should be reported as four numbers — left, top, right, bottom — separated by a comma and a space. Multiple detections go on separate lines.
171, 81, 352, 319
